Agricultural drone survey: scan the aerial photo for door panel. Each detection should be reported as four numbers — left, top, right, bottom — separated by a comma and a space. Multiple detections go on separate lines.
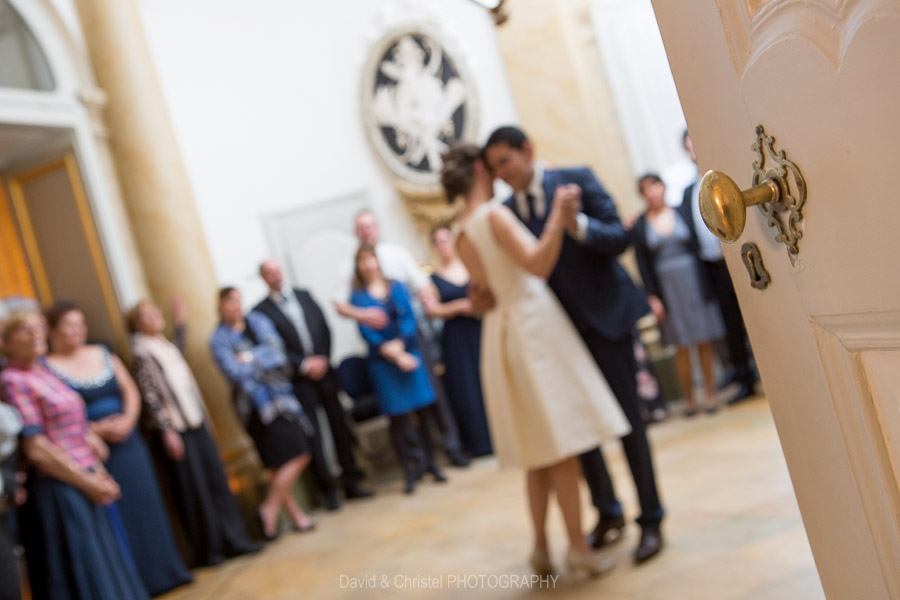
8, 155, 126, 351
811, 312, 900, 596
861, 352, 900, 488
653, 0, 900, 597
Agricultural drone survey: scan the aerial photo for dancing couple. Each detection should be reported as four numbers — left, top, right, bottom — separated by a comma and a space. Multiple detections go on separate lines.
441, 127, 665, 576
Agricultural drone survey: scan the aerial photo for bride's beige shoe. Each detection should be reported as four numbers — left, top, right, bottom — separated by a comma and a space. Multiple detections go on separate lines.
530, 548, 554, 576
566, 548, 616, 578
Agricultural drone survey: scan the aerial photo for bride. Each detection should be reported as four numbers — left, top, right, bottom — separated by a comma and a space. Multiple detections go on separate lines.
441, 144, 631, 577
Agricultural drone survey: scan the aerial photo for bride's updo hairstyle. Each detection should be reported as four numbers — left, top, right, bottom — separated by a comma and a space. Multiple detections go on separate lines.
441, 143, 481, 203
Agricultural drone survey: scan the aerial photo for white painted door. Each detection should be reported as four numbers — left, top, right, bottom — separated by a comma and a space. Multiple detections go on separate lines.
651, 1, 900, 597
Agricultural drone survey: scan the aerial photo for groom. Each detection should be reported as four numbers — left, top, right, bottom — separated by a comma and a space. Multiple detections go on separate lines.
481, 126, 665, 563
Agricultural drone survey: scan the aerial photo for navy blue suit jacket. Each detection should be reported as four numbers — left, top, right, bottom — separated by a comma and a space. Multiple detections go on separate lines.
503, 167, 649, 341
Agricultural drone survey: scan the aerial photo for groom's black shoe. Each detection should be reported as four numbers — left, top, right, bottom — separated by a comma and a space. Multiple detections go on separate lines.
634, 527, 663, 564
586, 515, 626, 549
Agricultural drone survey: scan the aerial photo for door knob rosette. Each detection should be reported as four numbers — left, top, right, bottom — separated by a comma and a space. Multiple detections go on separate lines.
699, 125, 807, 261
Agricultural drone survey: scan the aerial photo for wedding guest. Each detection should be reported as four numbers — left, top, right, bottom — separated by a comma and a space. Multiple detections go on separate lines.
210, 287, 315, 539
0, 311, 148, 600
334, 210, 469, 467
444, 143, 629, 576
350, 245, 446, 494
44, 302, 192, 596
0, 400, 24, 600
632, 174, 724, 415
254, 260, 374, 509
681, 132, 757, 403
427, 226, 492, 458
129, 298, 260, 566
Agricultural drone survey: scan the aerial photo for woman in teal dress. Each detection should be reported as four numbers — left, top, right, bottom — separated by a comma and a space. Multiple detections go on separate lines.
44, 302, 192, 597
350, 244, 446, 494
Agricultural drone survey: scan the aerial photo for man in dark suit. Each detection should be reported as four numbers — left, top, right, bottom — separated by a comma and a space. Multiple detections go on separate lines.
254, 260, 374, 509
680, 131, 757, 403
482, 126, 664, 563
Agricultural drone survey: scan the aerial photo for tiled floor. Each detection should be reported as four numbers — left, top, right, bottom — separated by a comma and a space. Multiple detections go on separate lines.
160, 396, 825, 599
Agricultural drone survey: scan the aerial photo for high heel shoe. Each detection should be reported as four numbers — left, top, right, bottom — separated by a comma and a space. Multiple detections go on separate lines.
291, 516, 316, 533
529, 548, 554, 576
566, 548, 616, 578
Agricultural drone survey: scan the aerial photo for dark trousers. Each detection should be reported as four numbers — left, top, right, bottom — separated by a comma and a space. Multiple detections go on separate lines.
0, 517, 20, 600
705, 259, 754, 384
165, 426, 257, 566
294, 370, 363, 491
388, 407, 439, 478
415, 326, 464, 457
578, 331, 664, 529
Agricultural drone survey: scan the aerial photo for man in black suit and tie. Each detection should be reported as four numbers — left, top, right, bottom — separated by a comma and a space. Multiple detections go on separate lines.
482, 126, 664, 563
680, 131, 757, 403
254, 260, 374, 509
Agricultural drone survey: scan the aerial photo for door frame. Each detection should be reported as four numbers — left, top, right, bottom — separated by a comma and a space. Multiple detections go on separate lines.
0, 177, 35, 299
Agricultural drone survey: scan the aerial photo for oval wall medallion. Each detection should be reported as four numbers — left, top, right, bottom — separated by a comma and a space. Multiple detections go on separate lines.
361, 26, 479, 199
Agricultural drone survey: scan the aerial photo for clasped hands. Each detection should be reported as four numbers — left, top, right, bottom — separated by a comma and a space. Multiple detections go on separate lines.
548, 183, 583, 233
301, 355, 330, 381
91, 412, 136, 445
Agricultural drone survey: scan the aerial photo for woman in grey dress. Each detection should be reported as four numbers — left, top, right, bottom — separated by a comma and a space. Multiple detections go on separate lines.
632, 174, 724, 415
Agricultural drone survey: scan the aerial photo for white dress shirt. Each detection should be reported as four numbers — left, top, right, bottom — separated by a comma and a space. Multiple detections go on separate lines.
514, 163, 589, 241
689, 178, 724, 262
271, 287, 315, 356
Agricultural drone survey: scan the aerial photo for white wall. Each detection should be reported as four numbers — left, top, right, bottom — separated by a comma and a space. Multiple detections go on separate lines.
133, 0, 518, 306
590, 0, 696, 206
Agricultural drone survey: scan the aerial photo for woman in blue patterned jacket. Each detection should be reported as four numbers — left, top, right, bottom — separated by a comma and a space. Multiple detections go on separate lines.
210, 287, 315, 539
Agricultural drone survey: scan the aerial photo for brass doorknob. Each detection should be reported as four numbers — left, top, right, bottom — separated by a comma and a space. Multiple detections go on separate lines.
699, 170, 780, 243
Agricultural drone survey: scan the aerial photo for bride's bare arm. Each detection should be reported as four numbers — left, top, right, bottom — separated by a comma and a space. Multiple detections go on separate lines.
488, 192, 575, 280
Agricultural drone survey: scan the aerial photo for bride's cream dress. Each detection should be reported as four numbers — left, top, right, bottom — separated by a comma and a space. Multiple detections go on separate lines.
462, 202, 630, 469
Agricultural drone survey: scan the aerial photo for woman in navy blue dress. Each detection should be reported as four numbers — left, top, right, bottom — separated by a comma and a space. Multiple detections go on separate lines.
44, 302, 192, 597
350, 244, 446, 494
428, 226, 492, 458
